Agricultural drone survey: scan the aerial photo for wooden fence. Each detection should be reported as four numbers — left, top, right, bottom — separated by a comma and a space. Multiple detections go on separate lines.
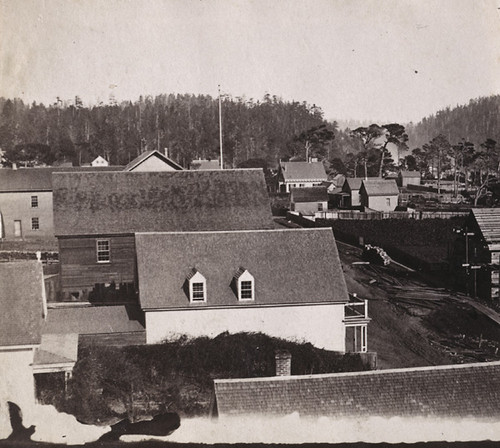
314, 210, 469, 220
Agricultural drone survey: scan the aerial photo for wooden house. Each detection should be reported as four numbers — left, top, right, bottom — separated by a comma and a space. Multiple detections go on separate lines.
341, 177, 370, 208
277, 161, 327, 193
124, 149, 183, 171
90, 156, 109, 167
398, 170, 421, 187
452, 208, 500, 300
135, 228, 353, 351
52, 169, 274, 301
290, 186, 328, 215
359, 179, 400, 212
0, 166, 122, 241
213, 361, 500, 419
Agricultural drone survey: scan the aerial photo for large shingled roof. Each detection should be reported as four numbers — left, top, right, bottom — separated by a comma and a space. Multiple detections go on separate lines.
0, 166, 123, 192
135, 228, 348, 310
0, 261, 45, 347
471, 208, 500, 246
52, 169, 274, 236
279, 162, 327, 182
214, 361, 500, 418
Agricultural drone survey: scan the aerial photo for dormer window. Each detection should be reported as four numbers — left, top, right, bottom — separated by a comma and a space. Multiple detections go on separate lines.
187, 269, 207, 303
234, 267, 255, 301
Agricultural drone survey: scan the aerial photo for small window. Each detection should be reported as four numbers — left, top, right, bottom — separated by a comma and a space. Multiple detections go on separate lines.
386, 198, 391, 206
188, 269, 207, 303
31, 195, 38, 208
240, 281, 253, 300
235, 268, 255, 301
97, 239, 110, 263
299, 183, 305, 188
31, 217, 39, 230
318, 202, 324, 211
192, 282, 205, 301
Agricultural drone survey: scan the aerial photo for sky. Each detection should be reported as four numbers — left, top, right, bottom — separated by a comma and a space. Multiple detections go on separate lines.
0, 0, 499, 123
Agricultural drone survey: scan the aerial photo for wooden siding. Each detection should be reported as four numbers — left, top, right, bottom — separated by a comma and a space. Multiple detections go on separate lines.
59, 235, 136, 291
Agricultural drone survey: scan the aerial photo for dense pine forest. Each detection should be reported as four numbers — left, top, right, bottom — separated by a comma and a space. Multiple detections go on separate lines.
0, 94, 349, 169
0, 94, 498, 183
406, 95, 500, 149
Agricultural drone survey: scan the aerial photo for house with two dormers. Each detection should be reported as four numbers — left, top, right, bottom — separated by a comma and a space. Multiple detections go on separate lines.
135, 228, 350, 351
52, 168, 368, 352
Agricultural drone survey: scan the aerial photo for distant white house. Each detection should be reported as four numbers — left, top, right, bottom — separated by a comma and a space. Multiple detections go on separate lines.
277, 161, 327, 193
290, 186, 328, 215
135, 228, 356, 352
91, 156, 109, 167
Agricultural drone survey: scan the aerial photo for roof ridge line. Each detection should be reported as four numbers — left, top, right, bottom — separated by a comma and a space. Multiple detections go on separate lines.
214, 360, 500, 384
135, 228, 331, 236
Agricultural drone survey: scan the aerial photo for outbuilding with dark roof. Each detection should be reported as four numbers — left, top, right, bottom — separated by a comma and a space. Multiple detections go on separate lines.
135, 228, 349, 350
290, 186, 328, 215
359, 178, 400, 212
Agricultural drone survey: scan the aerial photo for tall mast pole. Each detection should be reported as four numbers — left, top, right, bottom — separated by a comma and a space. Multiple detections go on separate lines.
218, 84, 223, 169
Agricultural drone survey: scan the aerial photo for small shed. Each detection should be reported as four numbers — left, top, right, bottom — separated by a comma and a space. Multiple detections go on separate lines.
398, 170, 421, 187
290, 186, 328, 215
190, 159, 221, 170
359, 179, 399, 212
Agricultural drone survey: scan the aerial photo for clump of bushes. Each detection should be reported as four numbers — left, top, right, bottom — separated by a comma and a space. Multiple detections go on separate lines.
42, 332, 370, 424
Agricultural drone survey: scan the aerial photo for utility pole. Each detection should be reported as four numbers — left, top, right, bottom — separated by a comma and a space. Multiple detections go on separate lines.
218, 85, 223, 170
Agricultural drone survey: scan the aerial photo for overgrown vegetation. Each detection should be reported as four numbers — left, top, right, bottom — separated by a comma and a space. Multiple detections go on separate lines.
39, 332, 370, 424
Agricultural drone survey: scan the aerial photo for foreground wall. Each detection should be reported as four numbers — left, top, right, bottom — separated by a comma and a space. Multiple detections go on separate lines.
145, 303, 346, 352
0, 347, 36, 407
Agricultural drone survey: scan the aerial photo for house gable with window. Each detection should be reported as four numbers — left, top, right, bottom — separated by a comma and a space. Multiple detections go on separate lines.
52, 169, 274, 301
359, 179, 399, 212
135, 228, 349, 351
124, 149, 184, 172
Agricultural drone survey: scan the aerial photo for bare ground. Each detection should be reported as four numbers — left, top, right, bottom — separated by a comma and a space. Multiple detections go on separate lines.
338, 242, 500, 369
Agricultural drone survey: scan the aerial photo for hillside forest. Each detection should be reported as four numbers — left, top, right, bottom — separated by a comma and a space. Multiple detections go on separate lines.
0, 94, 499, 184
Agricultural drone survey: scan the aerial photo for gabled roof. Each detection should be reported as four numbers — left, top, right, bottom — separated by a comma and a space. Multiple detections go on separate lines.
0, 261, 45, 347
0, 166, 123, 192
214, 361, 500, 418
343, 177, 365, 191
471, 208, 500, 246
190, 159, 221, 170
290, 186, 328, 203
53, 169, 274, 236
124, 150, 184, 171
279, 162, 327, 182
135, 228, 349, 310
399, 170, 421, 178
361, 179, 399, 196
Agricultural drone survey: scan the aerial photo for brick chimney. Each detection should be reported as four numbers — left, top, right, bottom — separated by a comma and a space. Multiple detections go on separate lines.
275, 349, 291, 376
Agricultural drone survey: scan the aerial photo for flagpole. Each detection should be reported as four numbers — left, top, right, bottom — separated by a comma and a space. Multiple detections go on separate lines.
218, 84, 223, 169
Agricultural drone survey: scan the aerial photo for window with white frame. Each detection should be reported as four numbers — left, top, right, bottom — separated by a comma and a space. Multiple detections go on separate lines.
96, 239, 110, 263
31, 217, 39, 230
236, 268, 255, 301
188, 270, 207, 302
31, 195, 38, 208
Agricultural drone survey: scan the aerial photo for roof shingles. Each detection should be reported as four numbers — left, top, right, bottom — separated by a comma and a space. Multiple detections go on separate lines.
0, 261, 45, 347
214, 361, 500, 418
53, 169, 274, 236
280, 162, 327, 182
135, 228, 348, 310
